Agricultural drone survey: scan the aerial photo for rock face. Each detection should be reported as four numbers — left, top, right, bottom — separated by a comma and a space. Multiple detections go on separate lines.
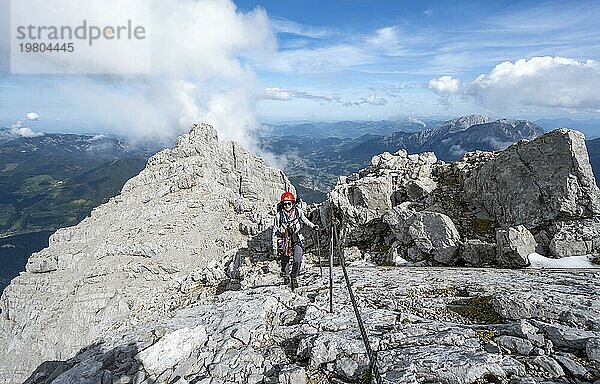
324, 128, 600, 267
462, 129, 600, 227
0, 124, 292, 383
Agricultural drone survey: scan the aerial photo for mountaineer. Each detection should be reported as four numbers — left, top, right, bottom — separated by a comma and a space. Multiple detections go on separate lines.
272, 192, 318, 290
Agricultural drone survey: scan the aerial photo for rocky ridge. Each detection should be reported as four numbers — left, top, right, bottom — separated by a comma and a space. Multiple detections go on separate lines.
0, 123, 293, 383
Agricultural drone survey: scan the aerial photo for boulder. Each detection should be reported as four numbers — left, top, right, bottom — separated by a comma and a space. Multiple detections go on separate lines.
586, 338, 600, 361
461, 239, 496, 266
462, 129, 600, 228
384, 206, 461, 265
406, 177, 437, 200
531, 356, 565, 378
279, 365, 308, 384
494, 335, 533, 355
408, 211, 461, 264
496, 226, 536, 268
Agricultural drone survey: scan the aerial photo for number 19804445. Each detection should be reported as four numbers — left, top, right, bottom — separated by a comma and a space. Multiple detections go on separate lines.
19, 43, 74, 53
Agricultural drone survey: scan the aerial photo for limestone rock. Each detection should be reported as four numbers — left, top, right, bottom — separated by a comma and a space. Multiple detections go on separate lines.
494, 335, 533, 355
496, 226, 536, 268
549, 221, 600, 257
554, 354, 594, 381
384, 206, 461, 265
278, 365, 308, 384
377, 345, 516, 383
460, 239, 496, 266
326, 150, 438, 246
135, 325, 207, 378
16, 263, 600, 384
0, 123, 292, 383
531, 356, 565, 378
534, 322, 599, 350
586, 338, 600, 362
462, 129, 600, 227
406, 177, 437, 200
407, 211, 461, 264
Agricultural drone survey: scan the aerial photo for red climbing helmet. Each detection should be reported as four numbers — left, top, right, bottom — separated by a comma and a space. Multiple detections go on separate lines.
281, 191, 295, 202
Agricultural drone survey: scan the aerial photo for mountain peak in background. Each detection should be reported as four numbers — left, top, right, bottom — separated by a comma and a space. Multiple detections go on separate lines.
440, 114, 493, 134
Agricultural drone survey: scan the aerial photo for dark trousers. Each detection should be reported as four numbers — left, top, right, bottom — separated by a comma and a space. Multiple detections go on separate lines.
280, 243, 303, 277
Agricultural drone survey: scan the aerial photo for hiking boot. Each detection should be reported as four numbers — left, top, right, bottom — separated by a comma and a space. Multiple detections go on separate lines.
283, 275, 290, 285
290, 276, 298, 291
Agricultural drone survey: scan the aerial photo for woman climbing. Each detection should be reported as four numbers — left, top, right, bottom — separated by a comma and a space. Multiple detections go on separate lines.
272, 192, 319, 290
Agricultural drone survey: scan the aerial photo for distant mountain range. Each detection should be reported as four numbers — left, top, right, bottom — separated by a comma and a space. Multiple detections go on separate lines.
262, 115, 598, 202
351, 115, 544, 162
0, 128, 156, 239
263, 118, 443, 139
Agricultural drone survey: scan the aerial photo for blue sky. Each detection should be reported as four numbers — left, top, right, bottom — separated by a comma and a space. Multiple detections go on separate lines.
1, 0, 599, 139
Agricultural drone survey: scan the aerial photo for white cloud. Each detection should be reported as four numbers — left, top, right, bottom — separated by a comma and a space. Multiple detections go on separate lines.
271, 18, 334, 39
10, 120, 44, 138
467, 57, 600, 109
26, 112, 39, 121
367, 26, 406, 56
428, 75, 460, 94
430, 56, 600, 111
261, 88, 336, 104
368, 27, 400, 47
408, 117, 427, 128
8, 0, 278, 156
344, 94, 387, 107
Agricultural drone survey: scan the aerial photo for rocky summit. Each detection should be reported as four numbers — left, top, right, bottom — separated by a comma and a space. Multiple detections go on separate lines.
0, 124, 599, 384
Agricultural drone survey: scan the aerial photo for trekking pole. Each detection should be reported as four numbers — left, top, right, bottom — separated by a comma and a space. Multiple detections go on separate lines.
316, 229, 323, 277
332, 223, 383, 384
329, 226, 334, 314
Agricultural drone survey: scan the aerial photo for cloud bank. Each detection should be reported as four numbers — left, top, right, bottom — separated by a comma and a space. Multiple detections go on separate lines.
11, 119, 44, 138
10, 0, 278, 156
429, 57, 600, 111
261, 88, 387, 107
